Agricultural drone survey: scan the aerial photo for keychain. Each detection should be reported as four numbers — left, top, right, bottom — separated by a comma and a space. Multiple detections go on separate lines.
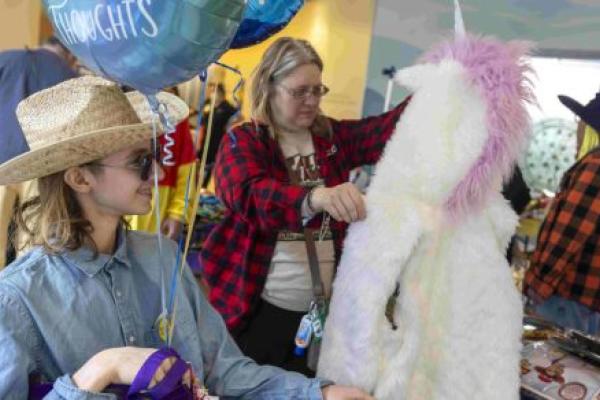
294, 308, 315, 356
309, 302, 324, 339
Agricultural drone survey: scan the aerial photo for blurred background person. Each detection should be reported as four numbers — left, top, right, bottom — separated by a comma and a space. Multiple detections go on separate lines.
0, 35, 77, 268
127, 87, 197, 241
524, 92, 600, 334
199, 82, 240, 188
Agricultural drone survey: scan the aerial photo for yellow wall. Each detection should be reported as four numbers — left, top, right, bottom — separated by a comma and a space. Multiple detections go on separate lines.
0, 0, 42, 50
219, 0, 376, 120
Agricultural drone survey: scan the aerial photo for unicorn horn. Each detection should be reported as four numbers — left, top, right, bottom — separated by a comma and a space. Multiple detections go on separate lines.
454, 0, 466, 39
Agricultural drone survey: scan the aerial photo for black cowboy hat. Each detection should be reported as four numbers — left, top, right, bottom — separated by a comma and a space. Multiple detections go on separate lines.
558, 92, 600, 133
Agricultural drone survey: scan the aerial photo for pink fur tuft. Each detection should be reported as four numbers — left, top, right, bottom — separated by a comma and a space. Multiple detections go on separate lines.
421, 34, 535, 221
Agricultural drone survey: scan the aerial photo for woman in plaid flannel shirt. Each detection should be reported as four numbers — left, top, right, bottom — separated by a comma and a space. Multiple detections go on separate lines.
201, 37, 409, 375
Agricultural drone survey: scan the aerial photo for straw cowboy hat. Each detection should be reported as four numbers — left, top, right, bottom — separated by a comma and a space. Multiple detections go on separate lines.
0, 76, 189, 185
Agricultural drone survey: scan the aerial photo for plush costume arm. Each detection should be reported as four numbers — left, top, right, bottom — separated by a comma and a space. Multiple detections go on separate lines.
317, 197, 423, 392
486, 193, 519, 252
329, 99, 410, 169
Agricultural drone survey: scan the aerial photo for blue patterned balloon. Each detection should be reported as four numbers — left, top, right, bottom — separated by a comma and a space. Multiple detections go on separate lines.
43, 0, 245, 94
230, 0, 304, 49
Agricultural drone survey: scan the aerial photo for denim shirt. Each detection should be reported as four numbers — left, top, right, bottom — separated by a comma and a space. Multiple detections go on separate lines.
0, 230, 325, 399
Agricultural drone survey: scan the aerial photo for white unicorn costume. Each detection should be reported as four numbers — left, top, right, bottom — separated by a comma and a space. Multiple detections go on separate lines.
317, 25, 533, 400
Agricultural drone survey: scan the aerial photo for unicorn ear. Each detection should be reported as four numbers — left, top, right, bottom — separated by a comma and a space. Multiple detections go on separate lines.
454, 0, 466, 39
394, 63, 438, 91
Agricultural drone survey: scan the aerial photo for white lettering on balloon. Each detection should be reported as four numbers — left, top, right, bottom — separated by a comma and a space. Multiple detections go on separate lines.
139, 0, 158, 38
48, 0, 159, 45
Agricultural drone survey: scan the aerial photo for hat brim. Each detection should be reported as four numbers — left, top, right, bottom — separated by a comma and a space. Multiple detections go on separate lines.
558, 94, 600, 133
0, 92, 189, 185
558, 95, 586, 119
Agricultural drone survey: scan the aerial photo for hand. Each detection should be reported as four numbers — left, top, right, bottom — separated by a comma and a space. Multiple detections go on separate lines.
161, 217, 184, 240
322, 385, 375, 400
144, 357, 198, 391
72, 347, 178, 393
311, 183, 366, 223
110, 348, 198, 391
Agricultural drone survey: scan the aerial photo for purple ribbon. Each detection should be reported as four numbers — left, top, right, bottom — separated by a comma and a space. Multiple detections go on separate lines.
29, 348, 193, 400
128, 347, 191, 399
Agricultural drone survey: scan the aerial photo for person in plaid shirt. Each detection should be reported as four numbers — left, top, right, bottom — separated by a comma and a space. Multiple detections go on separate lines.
200, 37, 409, 374
524, 92, 600, 335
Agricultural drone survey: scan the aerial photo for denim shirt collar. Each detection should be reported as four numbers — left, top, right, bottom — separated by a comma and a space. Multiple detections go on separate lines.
62, 227, 132, 277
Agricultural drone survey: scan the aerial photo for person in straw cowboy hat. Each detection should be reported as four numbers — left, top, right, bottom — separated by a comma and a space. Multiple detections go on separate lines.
0, 76, 373, 399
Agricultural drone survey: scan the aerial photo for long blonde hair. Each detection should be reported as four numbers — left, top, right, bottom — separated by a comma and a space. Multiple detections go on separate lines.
578, 124, 600, 160
250, 37, 331, 137
14, 165, 120, 256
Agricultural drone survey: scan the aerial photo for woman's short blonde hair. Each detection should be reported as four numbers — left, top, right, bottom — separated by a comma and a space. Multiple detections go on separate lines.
250, 37, 331, 137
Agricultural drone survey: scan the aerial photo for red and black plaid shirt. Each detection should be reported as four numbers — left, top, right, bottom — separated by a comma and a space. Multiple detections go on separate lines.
200, 100, 409, 331
524, 148, 600, 311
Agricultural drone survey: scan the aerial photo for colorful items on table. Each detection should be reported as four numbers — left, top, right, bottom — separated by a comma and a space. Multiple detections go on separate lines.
521, 341, 600, 400
186, 192, 225, 275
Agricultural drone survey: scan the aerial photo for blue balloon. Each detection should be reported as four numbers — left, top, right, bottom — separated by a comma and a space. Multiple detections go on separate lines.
230, 0, 304, 49
43, 0, 245, 94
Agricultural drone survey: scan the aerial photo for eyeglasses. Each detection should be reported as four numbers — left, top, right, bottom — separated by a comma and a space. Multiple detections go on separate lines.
90, 152, 156, 181
278, 83, 329, 101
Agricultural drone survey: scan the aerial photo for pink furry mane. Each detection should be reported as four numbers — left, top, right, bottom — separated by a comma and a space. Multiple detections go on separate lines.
421, 34, 535, 220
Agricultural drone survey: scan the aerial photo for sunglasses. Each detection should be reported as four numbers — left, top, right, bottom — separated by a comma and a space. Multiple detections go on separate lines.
89, 147, 159, 181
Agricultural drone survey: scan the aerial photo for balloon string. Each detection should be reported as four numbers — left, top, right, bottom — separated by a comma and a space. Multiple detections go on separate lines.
162, 130, 176, 167
156, 71, 177, 168
165, 70, 208, 345
193, 70, 210, 150
147, 94, 185, 343
145, 95, 168, 324
169, 75, 219, 342
213, 62, 244, 110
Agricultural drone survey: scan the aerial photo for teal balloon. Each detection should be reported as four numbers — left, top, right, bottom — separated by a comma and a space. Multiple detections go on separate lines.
43, 0, 245, 94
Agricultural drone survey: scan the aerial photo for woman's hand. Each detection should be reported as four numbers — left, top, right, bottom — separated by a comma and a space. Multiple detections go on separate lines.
322, 384, 375, 400
72, 347, 177, 393
311, 183, 366, 223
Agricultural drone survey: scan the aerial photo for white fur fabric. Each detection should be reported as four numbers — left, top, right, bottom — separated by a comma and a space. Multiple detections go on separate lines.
317, 60, 523, 400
